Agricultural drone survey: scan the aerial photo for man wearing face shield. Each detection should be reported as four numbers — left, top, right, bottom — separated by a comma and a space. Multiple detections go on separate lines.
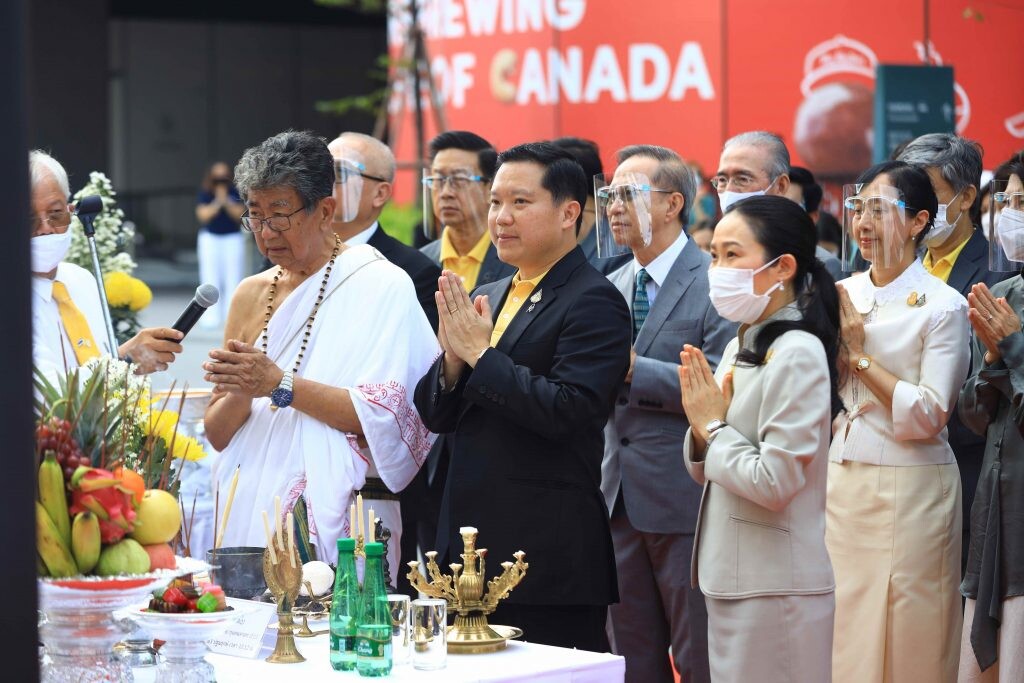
598, 145, 734, 683
328, 133, 440, 332
715, 131, 842, 280
551, 136, 631, 275
896, 133, 1009, 578
29, 150, 184, 380
420, 131, 515, 288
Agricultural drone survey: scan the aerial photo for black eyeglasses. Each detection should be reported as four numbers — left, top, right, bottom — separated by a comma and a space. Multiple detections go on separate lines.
240, 206, 305, 233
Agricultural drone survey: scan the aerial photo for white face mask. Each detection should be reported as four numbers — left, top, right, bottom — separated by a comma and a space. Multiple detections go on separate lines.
31, 229, 73, 274
708, 256, 784, 324
996, 207, 1024, 262
718, 177, 778, 213
925, 189, 964, 248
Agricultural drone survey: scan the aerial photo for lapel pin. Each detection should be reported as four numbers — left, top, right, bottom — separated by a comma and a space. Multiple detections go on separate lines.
527, 289, 542, 313
906, 292, 926, 307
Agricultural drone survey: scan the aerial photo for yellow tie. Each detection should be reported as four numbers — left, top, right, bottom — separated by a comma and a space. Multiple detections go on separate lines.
52, 281, 101, 365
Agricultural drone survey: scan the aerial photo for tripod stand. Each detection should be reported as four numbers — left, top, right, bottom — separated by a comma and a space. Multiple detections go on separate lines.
374, 0, 448, 198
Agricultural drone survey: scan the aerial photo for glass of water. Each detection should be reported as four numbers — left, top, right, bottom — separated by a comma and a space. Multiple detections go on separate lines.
387, 594, 411, 665
411, 598, 447, 671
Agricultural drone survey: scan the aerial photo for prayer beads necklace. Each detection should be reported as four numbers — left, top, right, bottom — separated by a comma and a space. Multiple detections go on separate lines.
260, 234, 341, 378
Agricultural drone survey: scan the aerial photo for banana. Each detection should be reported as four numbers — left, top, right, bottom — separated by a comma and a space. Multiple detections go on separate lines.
37, 501, 78, 578
39, 451, 71, 547
37, 553, 48, 577
71, 511, 101, 574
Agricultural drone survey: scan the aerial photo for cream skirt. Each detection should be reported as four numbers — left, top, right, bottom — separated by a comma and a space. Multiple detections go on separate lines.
826, 460, 962, 683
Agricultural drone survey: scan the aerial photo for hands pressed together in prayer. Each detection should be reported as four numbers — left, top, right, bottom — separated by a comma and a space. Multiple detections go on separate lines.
203, 340, 284, 398
679, 344, 733, 456
968, 282, 1022, 365
836, 284, 866, 370
435, 271, 494, 386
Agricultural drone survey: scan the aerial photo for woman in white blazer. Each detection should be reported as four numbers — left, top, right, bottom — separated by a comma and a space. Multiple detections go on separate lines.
680, 195, 841, 682
828, 161, 969, 683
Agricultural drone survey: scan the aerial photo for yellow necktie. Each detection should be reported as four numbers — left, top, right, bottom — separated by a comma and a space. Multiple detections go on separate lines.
52, 281, 101, 365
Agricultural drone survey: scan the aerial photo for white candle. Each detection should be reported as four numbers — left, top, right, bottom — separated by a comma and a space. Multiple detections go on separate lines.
261, 510, 278, 565
356, 493, 364, 540
274, 496, 283, 548
368, 508, 375, 543
350, 503, 357, 539
286, 512, 296, 568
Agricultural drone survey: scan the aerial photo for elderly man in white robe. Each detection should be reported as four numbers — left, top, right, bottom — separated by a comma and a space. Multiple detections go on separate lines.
203, 130, 438, 580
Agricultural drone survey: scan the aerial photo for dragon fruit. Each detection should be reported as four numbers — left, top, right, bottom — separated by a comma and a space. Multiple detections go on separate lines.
69, 466, 138, 544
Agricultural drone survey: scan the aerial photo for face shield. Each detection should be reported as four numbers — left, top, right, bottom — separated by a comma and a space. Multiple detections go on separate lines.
593, 172, 654, 258
842, 183, 914, 271
333, 149, 366, 224
421, 167, 489, 243
989, 175, 1024, 271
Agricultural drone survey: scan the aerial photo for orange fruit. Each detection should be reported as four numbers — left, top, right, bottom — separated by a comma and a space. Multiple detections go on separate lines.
113, 467, 145, 506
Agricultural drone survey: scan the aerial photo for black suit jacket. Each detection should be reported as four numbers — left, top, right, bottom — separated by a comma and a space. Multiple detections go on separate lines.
414, 247, 631, 606
369, 225, 442, 332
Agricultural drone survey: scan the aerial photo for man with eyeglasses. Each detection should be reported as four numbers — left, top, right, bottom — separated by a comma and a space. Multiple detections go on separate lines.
420, 131, 515, 289
328, 132, 441, 333
715, 131, 841, 279
600, 145, 733, 683
29, 150, 184, 380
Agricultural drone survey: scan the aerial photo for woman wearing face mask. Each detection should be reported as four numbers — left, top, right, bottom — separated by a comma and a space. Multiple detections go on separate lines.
195, 161, 246, 328
679, 195, 841, 682
958, 159, 1024, 683
828, 160, 970, 683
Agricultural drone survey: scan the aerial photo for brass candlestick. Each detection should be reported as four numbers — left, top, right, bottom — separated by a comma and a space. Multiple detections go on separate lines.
406, 526, 528, 654
263, 541, 306, 663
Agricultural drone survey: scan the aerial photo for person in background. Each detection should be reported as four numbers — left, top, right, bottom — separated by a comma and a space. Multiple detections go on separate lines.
195, 161, 246, 328
689, 219, 714, 254
601, 144, 733, 683
785, 165, 844, 280
827, 161, 969, 683
897, 133, 1008, 578
31, 150, 183, 379
816, 211, 842, 257
327, 132, 441, 332
551, 136, 631, 274
957, 157, 1024, 683
681, 195, 839, 683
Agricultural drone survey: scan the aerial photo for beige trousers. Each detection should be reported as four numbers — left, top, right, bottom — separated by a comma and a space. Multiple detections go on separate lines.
706, 592, 834, 683
826, 460, 962, 683
959, 596, 1024, 683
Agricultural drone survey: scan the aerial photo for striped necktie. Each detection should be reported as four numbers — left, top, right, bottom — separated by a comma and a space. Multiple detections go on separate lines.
52, 280, 101, 365
632, 268, 651, 341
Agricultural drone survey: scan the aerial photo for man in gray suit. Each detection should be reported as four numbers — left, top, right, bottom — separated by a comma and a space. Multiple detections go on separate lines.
715, 131, 842, 280
601, 145, 735, 683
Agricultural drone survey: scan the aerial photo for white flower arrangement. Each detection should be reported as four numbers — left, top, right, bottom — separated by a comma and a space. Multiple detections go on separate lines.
66, 171, 137, 276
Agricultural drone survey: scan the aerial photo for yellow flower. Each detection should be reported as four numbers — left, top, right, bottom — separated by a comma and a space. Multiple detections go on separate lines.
146, 409, 207, 461
129, 277, 152, 311
103, 271, 134, 308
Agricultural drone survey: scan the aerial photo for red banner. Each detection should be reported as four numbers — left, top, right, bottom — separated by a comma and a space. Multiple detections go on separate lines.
388, 0, 1024, 202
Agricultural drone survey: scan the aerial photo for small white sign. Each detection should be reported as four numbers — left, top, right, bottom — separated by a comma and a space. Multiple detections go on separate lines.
206, 599, 277, 659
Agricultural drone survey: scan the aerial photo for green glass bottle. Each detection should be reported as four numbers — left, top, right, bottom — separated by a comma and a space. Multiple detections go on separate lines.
355, 542, 392, 677
330, 537, 359, 671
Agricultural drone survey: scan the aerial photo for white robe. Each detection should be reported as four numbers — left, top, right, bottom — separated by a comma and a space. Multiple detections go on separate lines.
214, 245, 439, 569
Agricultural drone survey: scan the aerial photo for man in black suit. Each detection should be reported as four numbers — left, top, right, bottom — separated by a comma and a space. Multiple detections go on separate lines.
898, 133, 1010, 572
414, 142, 631, 652
328, 132, 441, 332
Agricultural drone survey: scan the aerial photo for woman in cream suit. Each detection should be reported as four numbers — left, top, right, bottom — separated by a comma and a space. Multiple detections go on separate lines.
681, 195, 841, 682
829, 161, 970, 683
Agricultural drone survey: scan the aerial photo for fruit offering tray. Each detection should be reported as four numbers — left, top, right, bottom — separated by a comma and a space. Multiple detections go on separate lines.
39, 556, 210, 610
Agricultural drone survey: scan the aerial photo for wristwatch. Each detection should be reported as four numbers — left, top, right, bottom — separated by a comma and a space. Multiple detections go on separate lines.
705, 418, 727, 446
270, 370, 295, 410
854, 356, 872, 373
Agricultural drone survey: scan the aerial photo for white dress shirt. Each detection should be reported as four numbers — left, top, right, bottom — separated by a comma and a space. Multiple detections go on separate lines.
830, 259, 970, 466
632, 230, 688, 307
32, 262, 114, 382
344, 221, 379, 246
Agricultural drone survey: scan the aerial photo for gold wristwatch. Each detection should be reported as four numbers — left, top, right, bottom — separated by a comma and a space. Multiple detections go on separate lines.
854, 355, 872, 373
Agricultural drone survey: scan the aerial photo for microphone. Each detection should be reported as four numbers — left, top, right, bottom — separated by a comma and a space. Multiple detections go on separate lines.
75, 195, 104, 237
171, 284, 220, 338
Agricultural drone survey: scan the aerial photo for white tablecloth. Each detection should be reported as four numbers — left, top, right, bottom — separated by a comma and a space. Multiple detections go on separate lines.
206, 633, 624, 682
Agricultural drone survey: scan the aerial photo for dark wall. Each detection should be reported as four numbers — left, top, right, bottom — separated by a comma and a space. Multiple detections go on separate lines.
27, 0, 110, 192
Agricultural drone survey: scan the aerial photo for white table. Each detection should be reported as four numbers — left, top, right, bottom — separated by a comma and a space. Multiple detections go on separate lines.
207, 632, 624, 682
